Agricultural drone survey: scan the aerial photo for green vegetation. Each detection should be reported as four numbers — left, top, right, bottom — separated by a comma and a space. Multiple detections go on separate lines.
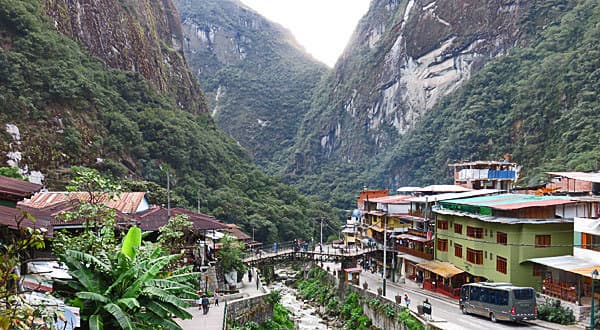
176, 0, 327, 172
537, 299, 576, 325
0, 0, 338, 243
217, 235, 246, 274
231, 290, 294, 330
340, 292, 372, 330
381, 0, 600, 187
57, 227, 198, 330
296, 268, 340, 316
0, 214, 57, 329
0, 166, 26, 180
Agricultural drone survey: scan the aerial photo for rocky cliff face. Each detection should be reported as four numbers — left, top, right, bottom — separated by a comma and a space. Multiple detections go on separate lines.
43, 0, 206, 113
291, 0, 535, 173
175, 0, 327, 169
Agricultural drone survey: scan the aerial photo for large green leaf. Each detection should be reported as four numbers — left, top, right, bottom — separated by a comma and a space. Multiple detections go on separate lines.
122, 254, 180, 298
121, 226, 142, 260
89, 314, 104, 330
117, 297, 140, 311
104, 303, 133, 330
76, 292, 109, 304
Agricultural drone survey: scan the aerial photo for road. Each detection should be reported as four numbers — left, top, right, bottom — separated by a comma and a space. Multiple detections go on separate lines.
325, 261, 579, 330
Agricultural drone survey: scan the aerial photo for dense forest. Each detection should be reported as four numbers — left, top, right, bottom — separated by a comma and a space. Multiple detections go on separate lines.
176, 0, 328, 172
381, 0, 600, 188
0, 0, 338, 243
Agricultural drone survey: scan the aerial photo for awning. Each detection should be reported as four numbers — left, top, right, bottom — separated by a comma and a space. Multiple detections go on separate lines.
417, 260, 465, 278
397, 234, 431, 243
528, 255, 600, 278
397, 253, 429, 265
369, 225, 384, 232
344, 267, 362, 273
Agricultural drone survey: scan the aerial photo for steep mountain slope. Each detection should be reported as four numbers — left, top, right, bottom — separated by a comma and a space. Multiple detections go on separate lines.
293, 0, 568, 171
43, 0, 205, 113
285, 0, 575, 207
0, 0, 337, 242
381, 0, 600, 187
175, 0, 328, 170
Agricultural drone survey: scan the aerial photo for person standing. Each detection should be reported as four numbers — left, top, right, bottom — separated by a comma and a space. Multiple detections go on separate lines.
214, 291, 219, 306
404, 294, 410, 309
248, 268, 253, 283
201, 294, 210, 314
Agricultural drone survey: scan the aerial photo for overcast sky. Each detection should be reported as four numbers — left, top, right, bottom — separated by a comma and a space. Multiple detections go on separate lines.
240, 0, 371, 67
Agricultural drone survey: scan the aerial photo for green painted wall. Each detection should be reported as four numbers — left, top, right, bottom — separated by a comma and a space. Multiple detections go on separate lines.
435, 214, 573, 289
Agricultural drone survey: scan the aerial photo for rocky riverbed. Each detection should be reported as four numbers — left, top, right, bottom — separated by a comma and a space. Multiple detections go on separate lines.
270, 281, 343, 330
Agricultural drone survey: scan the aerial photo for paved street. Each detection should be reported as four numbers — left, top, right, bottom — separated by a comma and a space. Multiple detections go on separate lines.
323, 261, 582, 330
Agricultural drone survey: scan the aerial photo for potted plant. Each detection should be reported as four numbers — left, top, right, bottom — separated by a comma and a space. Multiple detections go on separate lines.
363, 282, 368, 290
395, 294, 402, 304
377, 287, 383, 296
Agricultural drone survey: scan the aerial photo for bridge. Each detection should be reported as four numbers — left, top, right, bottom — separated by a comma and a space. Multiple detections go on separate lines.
243, 242, 375, 267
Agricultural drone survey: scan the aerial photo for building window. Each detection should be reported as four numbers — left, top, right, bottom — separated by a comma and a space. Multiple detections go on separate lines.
535, 235, 551, 248
437, 239, 448, 252
583, 233, 600, 251
438, 220, 448, 230
455, 243, 462, 258
466, 226, 484, 239
454, 223, 462, 234
533, 264, 543, 277
497, 232, 507, 245
466, 248, 483, 264
497, 256, 507, 274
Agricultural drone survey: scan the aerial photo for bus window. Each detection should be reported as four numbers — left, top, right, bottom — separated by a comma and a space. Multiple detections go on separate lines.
461, 286, 469, 299
514, 288, 534, 300
499, 290, 508, 305
470, 286, 480, 301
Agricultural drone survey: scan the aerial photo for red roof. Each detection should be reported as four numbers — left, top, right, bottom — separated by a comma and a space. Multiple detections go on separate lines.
0, 176, 42, 201
0, 205, 50, 233
368, 195, 413, 203
224, 224, 251, 240
20, 192, 147, 214
135, 206, 227, 231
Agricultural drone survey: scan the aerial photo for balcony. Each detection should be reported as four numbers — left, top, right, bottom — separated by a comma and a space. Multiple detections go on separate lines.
396, 245, 433, 260
407, 228, 428, 238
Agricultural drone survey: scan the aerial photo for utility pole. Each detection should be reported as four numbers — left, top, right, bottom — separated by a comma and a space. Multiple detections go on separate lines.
197, 189, 200, 213
166, 168, 171, 218
320, 217, 324, 248
383, 215, 387, 296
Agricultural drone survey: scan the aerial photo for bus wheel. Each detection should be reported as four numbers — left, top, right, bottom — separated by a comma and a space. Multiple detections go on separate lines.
489, 312, 497, 323
461, 305, 467, 315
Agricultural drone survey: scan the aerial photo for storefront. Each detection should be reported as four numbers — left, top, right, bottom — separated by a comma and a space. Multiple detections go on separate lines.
417, 260, 465, 299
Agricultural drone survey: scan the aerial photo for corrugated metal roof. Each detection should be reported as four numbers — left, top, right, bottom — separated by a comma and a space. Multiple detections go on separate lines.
441, 193, 575, 210
135, 206, 226, 231
528, 255, 600, 278
396, 186, 422, 192
369, 195, 413, 203
546, 172, 600, 184
449, 161, 518, 167
408, 189, 502, 203
20, 191, 146, 214
434, 208, 574, 224
0, 176, 42, 200
417, 185, 472, 193
0, 205, 50, 232
397, 234, 431, 242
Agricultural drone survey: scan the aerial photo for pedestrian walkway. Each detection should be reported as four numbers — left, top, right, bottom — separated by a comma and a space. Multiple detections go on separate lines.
177, 304, 224, 330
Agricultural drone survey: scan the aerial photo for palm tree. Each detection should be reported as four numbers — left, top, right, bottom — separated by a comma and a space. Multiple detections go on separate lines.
58, 227, 198, 330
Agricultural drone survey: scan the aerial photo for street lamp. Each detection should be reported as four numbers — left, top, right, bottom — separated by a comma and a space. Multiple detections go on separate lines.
591, 268, 599, 330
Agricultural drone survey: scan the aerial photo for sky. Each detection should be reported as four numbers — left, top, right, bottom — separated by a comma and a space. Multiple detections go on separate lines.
240, 0, 371, 67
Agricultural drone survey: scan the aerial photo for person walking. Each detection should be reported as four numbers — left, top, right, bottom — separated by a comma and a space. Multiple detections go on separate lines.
214, 291, 219, 306
201, 294, 210, 315
196, 291, 202, 310
404, 294, 410, 309
248, 268, 253, 283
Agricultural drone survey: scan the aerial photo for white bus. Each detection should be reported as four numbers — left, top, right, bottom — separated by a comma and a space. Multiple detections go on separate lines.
459, 282, 537, 322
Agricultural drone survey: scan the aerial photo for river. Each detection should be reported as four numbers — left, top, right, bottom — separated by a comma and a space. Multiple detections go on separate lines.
269, 281, 341, 330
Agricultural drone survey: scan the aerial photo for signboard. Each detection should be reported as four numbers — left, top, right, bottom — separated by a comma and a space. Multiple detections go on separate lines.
423, 302, 432, 315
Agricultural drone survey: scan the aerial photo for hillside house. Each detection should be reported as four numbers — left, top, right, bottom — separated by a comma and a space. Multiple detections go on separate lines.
450, 160, 520, 190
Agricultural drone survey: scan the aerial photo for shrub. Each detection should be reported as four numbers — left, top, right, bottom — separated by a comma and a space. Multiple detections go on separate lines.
537, 299, 576, 325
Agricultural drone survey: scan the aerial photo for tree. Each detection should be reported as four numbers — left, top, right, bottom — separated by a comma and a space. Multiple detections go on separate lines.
217, 235, 246, 274
157, 214, 194, 253
58, 226, 198, 330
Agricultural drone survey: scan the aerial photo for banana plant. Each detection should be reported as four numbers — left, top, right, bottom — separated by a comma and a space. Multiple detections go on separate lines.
58, 226, 198, 330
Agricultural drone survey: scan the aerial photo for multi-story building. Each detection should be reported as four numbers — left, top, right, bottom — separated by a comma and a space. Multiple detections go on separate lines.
429, 194, 575, 297
450, 160, 520, 190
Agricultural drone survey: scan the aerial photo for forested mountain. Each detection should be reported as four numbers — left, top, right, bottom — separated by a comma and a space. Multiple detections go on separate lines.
281, 0, 583, 208
0, 0, 337, 243
381, 0, 600, 188
175, 0, 328, 171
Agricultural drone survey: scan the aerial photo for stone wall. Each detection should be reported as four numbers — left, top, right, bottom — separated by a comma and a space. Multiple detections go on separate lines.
226, 294, 273, 328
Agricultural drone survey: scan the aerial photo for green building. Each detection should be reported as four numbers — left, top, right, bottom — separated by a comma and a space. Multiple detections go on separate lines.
432, 194, 575, 290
